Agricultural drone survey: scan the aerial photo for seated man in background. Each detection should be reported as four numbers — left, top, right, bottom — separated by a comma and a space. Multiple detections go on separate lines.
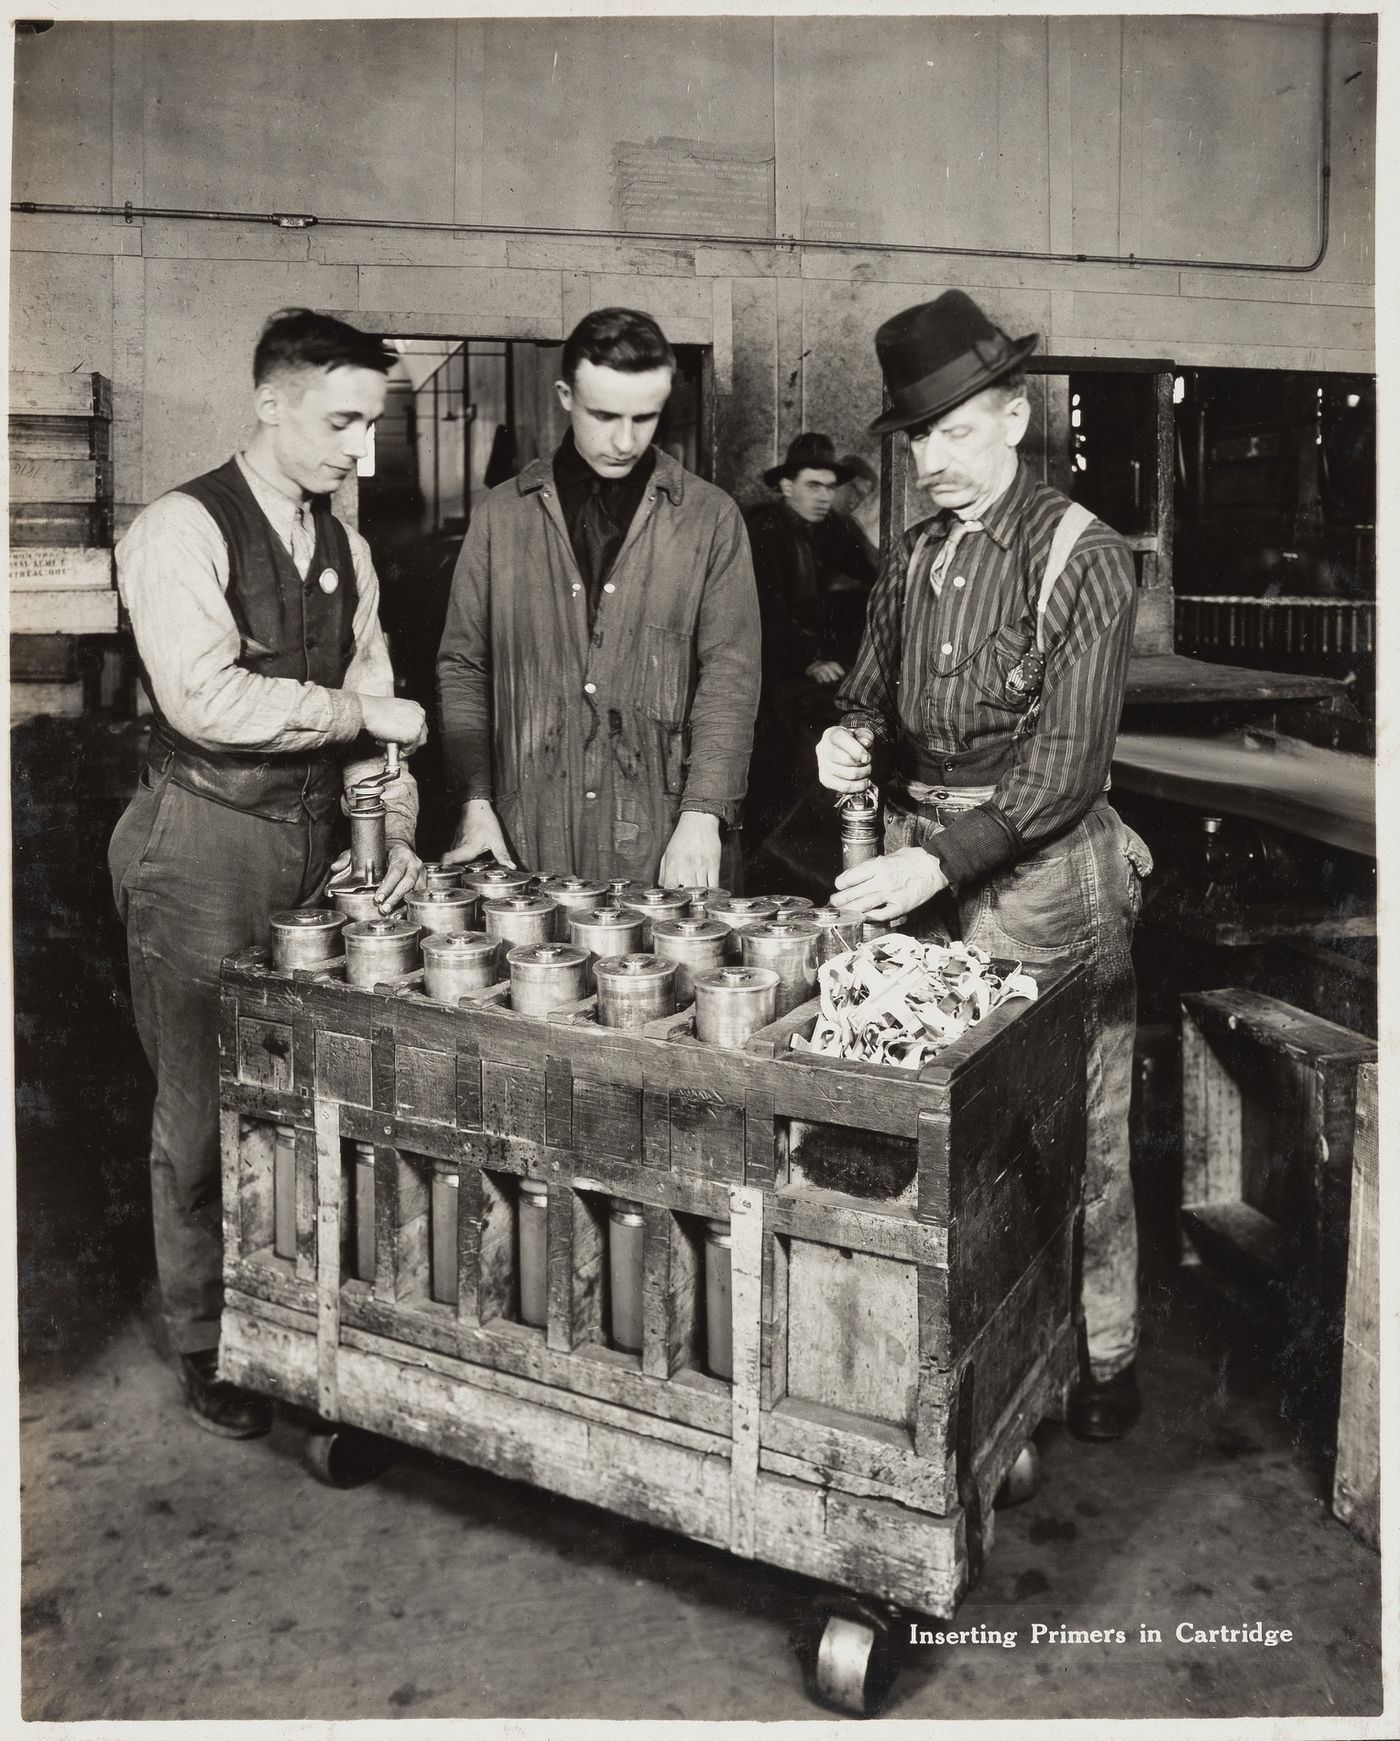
110, 308, 427, 1438
437, 306, 760, 888
743, 432, 877, 855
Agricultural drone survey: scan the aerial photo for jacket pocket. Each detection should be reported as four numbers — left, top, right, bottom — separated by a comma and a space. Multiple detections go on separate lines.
636, 624, 692, 729
661, 725, 689, 797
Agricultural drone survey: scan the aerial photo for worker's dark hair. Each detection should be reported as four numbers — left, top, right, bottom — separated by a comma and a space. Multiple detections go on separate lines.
994, 369, 1029, 404
253, 308, 394, 386
560, 307, 676, 386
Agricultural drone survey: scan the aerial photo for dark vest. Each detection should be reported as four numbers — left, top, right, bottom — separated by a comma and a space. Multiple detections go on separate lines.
142, 458, 359, 823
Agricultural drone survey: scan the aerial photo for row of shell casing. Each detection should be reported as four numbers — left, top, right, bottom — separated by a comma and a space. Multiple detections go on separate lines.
272, 870, 873, 1046
272, 1137, 737, 1382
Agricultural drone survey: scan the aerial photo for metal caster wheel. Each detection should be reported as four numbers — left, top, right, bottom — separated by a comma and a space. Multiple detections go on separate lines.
304, 1425, 399, 1488
806, 1596, 904, 1716
996, 1441, 1042, 1508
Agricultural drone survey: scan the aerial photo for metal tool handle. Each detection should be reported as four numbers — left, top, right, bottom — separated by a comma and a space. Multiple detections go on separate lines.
351, 740, 403, 805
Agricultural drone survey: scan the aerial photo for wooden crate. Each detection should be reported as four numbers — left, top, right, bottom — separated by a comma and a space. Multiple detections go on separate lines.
1333, 1060, 1378, 1549
1180, 989, 1377, 1293
219, 949, 1087, 1618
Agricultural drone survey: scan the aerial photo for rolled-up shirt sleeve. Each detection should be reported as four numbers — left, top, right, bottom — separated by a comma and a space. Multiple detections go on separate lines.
340, 526, 418, 845
117, 493, 365, 752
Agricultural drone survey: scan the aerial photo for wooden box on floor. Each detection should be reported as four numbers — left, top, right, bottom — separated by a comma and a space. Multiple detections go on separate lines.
218, 948, 1086, 1618
1179, 988, 1376, 1294
1333, 1060, 1379, 1550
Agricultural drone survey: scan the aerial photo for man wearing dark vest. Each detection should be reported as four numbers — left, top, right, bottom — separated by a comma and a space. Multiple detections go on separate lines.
817, 292, 1154, 1441
109, 309, 428, 1437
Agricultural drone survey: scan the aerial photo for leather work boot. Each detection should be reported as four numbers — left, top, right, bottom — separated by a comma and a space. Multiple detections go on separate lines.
1068, 1363, 1141, 1442
179, 1351, 274, 1440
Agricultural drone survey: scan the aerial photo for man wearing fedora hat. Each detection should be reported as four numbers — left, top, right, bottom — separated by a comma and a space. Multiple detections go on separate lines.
747, 433, 877, 694
743, 432, 877, 855
816, 290, 1154, 1442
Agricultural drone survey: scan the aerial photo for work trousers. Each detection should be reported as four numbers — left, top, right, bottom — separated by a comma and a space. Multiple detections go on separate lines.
109, 768, 337, 1355
885, 795, 1153, 1380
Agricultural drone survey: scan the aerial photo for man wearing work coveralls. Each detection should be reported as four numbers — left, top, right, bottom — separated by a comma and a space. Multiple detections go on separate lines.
436, 307, 760, 889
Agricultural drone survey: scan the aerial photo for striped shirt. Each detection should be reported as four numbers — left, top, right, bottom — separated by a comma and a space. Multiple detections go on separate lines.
836, 460, 1136, 891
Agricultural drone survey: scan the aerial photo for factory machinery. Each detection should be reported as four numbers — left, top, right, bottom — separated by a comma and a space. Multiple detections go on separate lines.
220, 760, 1088, 1715
1110, 651, 1377, 1510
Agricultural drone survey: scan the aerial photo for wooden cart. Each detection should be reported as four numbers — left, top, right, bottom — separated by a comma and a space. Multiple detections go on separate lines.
218, 946, 1087, 1711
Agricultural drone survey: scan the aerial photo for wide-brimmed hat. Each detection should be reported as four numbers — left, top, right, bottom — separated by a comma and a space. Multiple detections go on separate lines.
868, 291, 1039, 435
764, 432, 855, 489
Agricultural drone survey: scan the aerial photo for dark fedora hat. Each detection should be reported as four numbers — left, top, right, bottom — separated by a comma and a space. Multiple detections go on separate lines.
764, 431, 855, 489
868, 290, 1039, 435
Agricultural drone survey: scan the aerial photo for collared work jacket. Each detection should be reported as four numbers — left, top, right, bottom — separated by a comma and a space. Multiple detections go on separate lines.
437, 448, 761, 882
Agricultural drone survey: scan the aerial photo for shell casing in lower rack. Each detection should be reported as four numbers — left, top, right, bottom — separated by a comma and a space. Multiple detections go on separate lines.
350, 1141, 376, 1282
507, 942, 590, 1016
420, 930, 500, 1002
343, 916, 421, 988
430, 1170, 459, 1305
594, 952, 678, 1028
269, 906, 346, 973
703, 1216, 734, 1380
649, 914, 729, 1005
517, 1178, 550, 1327
691, 964, 780, 1048
273, 1123, 297, 1258
483, 893, 559, 950
608, 1197, 646, 1352
406, 885, 480, 937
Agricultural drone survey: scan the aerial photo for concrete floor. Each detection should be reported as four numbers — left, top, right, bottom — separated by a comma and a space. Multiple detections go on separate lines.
12, 715, 1387, 1724
17, 1270, 1384, 1723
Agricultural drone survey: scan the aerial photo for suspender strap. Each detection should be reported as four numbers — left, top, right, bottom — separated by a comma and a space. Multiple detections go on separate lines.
1035, 501, 1096, 653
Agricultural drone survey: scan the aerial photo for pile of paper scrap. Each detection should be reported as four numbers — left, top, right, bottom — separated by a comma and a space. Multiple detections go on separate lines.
795, 932, 1038, 1070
